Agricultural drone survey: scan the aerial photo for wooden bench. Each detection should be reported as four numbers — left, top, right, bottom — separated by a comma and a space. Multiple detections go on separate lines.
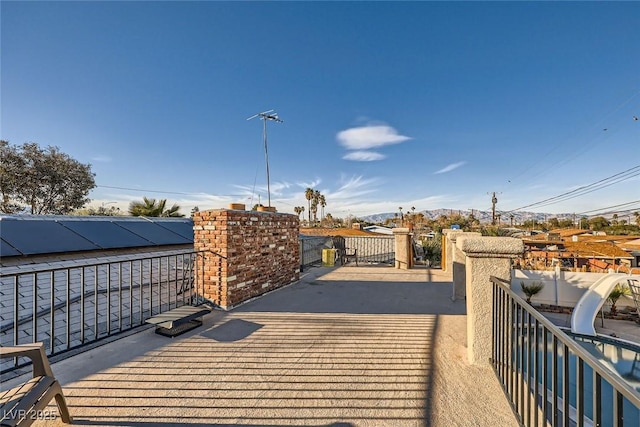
145, 306, 211, 337
0, 343, 72, 426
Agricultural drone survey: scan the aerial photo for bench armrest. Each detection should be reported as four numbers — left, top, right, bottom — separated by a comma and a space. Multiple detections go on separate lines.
0, 343, 54, 377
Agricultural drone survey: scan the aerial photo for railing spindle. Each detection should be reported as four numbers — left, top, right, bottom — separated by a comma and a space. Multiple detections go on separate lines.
593, 371, 601, 427
50, 271, 55, 352
66, 269, 70, 349
81, 267, 85, 344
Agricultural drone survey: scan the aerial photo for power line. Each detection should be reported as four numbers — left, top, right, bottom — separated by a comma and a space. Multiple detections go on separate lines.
503, 165, 640, 213
528, 169, 640, 210
506, 88, 640, 187
576, 199, 640, 215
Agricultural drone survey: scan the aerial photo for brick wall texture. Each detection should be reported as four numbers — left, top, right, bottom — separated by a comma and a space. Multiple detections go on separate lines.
193, 208, 300, 309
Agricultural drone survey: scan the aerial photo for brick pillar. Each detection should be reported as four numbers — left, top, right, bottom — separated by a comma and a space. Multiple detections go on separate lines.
456, 236, 523, 365
450, 232, 481, 301
193, 208, 300, 310
393, 228, 413, 269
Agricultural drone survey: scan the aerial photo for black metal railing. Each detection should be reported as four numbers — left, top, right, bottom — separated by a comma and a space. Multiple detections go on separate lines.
492, 276, 640, 426
299, 236, 332, 270
0, 250, 219, 373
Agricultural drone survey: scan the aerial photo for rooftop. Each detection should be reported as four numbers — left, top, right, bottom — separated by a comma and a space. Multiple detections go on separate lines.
3, 266, 519, 426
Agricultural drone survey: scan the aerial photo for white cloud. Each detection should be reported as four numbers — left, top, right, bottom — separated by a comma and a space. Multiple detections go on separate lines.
342, 151, 386, 162
337, 125, 411, 150
434, 161, 466, 174
296, 179, 322, 189
329, 175, 379, 200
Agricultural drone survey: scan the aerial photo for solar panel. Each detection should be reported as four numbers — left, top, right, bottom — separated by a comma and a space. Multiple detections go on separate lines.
153, 220, 194, 240
113, 220, 192, 245
1, 238, 22, 257
0, 219, 100, 255
59, 220, 154, 249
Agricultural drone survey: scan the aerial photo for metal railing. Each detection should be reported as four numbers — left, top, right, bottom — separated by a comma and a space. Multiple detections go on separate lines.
0, 250, 219, 373
298, 235, 396, 269
341, 236, 395, 265
491, 276, 640, 426
299, 236, 332, 270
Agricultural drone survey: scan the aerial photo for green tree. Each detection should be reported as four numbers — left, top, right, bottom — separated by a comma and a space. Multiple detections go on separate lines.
1, 140, 96, 214
72, 205, 121, 216
323, 212, 335, 227
481, 226, 510, 236
578, 217, 589, 229
558, 218, 575, 228
89, 205, 121, 216
128, 197, 184, 217
588, 216, 610, 231
547, 218, 560, 229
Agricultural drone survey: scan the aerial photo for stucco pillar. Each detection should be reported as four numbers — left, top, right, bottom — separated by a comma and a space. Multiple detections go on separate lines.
393, 228, 413, 269
442, 229, 463, 273
457, 236, 524, 365
450, 232, 481, 301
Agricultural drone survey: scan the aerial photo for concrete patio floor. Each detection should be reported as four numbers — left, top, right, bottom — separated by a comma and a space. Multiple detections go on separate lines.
11, 265, 519, 427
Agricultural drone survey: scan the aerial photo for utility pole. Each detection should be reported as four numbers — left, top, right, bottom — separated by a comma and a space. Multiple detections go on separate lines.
247, 110, 283, 208
488, 192, 499, 225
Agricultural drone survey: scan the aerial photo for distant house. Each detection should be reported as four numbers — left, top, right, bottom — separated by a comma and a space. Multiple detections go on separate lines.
521, 229, 638, 270
362, 225, 393, 235
619, 238, 640, 268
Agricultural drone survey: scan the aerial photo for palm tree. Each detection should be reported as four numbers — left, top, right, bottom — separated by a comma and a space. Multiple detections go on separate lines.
608, 284, 631, 315
129, 197, 184, 217
319, 194, 326, 222
305, 188, 313, 225
520, 281, 544, 304
294, 206, 305, 221
311, 190, 320, 224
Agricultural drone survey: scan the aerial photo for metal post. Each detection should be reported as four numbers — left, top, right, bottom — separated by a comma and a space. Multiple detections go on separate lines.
263, 117, 271, 207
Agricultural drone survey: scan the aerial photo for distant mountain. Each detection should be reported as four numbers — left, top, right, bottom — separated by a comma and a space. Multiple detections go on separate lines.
359, 209, 578, 226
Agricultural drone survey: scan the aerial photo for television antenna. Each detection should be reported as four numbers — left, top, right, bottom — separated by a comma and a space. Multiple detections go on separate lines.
247, 109, 283, 208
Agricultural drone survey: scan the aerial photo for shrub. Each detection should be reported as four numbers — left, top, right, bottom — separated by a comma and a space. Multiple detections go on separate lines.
520, 281, 544, 304
607, 283, 631, 315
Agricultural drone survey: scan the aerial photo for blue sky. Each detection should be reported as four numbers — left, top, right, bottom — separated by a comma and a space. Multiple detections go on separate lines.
2, 2, 639, 218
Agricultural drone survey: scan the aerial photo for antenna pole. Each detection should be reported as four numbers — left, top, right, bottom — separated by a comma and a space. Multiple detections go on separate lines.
263, 118, 271, 208
247, 110, 283, 208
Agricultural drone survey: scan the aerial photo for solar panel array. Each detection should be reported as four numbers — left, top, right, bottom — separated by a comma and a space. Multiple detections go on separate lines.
0, 215, 194, 257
